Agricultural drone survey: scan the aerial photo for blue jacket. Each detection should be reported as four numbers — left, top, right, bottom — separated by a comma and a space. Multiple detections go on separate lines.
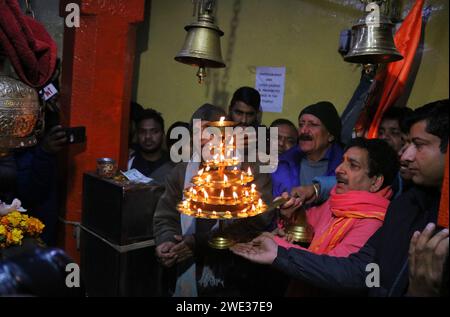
15, 146, 58, 246
271, 142, 344, 198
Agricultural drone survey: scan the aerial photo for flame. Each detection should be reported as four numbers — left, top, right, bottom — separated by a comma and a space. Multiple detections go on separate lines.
220, 154, 225, 161
247, 167, 252, 176
258, 198, 263, 207
206, 175, 211, 183
252, 204, 256, 211
204, 190, 209, 201
198, 168, 204, 176
240, 174, 244, 183
250, 184, 256, 194
205, 166, 210, 172
220, 116, 225, 123
223, 174, 228, 184
233, 191, 238, 201
245, 190, 249, 197
192, 189, 197, 196
224, 211, 232, 219
220, 189, 224, 200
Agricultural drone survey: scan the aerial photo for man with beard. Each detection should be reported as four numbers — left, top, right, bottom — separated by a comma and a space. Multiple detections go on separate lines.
128, 108, 174, 184
272, 101, 344, 199
228, 86, 261, 127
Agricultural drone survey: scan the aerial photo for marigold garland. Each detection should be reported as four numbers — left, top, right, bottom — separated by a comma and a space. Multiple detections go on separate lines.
0, 211, 45, 248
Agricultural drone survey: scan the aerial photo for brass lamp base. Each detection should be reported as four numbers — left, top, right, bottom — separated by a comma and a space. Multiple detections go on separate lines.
208, 235, 235, 249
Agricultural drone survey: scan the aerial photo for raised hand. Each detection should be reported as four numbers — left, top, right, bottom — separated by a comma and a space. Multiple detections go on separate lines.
407, 223, 449, 297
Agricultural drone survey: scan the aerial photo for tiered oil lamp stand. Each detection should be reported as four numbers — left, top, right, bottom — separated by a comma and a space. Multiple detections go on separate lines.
177, 118, 268, 249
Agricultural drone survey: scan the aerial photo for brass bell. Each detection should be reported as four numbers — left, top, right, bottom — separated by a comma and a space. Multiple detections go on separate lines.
175, 0, 225, 83
344, 2, 403, 64
0, 71, 40, 156
285, 207, 313, 246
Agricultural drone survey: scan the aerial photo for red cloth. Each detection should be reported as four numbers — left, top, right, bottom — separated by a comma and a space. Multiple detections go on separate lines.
366, 0, 425, 138
438, 144, 449, 229
0, 0, 57, 88
274, 186, 392, 257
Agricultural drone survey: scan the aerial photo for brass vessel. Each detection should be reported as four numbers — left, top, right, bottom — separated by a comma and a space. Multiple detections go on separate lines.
285, 207, 313, 245
0, 75, 40, 155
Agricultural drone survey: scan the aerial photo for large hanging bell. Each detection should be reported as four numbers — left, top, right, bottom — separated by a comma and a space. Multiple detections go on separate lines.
0, 75, 40, 155
344, 9, 403, 64
175, 11, 225, 83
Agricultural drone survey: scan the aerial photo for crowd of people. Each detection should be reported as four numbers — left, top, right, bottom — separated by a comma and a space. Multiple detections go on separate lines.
124, 86, 448, 297
1, 84, 448, 297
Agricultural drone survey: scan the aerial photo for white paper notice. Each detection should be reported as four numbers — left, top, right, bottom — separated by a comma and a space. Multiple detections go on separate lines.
255, 67, 286, 113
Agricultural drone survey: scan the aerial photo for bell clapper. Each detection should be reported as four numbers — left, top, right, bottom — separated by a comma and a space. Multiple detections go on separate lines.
196, 66, 207, 84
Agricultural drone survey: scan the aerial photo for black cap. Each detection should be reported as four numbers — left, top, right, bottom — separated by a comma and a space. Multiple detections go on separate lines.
299, 101, 341, 142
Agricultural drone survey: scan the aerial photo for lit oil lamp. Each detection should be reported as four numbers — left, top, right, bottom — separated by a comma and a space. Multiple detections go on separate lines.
232, 191, 238, 202
220, 189, 224, 202
238, 208, 248, 218
224, 211, 232, 219
250, 204, 257, 215
206, 174, 212, 184
257, 198, 263, 210
197, 208, 203, 217
240, 174, 244, 185
247, 167, 252, 176
223, 174, 228, 185
250, 184, 256, 195
198, 168, 204, 176
210, 211, 219, 219
203, 190, 209, 202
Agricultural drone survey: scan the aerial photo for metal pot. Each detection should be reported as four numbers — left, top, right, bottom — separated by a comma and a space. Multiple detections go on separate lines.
0, 75, 40, 155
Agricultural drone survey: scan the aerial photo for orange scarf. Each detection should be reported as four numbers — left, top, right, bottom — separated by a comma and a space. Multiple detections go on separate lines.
309, 186, 392, 254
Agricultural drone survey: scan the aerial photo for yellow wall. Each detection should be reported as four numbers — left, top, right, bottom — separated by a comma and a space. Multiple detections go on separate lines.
135, 0, 449, 129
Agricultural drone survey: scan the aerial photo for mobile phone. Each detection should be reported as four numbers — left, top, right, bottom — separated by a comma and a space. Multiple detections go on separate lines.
64, 126, 86, 144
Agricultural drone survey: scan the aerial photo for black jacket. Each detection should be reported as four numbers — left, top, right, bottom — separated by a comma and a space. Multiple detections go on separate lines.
273, 186, 441, 297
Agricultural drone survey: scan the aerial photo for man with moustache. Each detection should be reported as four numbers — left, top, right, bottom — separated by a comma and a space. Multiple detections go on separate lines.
128, 108, 174, 184
272, 101, 344, 199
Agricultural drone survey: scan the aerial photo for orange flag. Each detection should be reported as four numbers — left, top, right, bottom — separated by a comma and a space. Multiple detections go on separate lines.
367, 0, 425, 138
